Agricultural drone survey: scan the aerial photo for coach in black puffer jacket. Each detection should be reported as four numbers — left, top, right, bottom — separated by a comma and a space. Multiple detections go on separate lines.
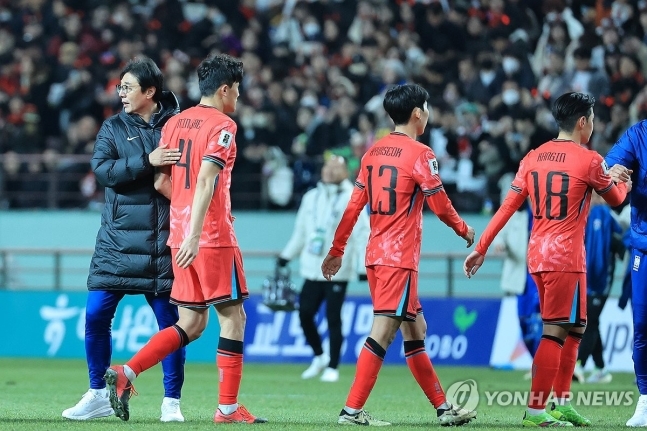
62, 59, 186, 423
87, 89, 179, 293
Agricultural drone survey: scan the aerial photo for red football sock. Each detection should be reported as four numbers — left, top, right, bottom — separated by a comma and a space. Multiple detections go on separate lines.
553, 331, 583, 399
217, 337, 244, 405
345, 337, 386, 410
404, 340, 446, 408
528, 335, 564, 410
126, 325, 186, 375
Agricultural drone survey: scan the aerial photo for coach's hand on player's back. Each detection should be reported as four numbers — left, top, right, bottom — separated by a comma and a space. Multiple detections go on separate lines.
463, 250, 484, 279
149, 142, 181, 166
176, 235, 200, 268
462, 226, 475, 248
321, 254, 342, 281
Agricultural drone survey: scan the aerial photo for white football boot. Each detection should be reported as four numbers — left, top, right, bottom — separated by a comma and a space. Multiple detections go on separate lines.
62, 389, 113, 420
301, 353, 330, 379
160, 397, 185, 422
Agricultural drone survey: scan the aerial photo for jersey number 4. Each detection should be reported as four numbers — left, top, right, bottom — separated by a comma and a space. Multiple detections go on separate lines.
177, 139, 192, 189
530, 171, 569, 220
366, 165, 397, 215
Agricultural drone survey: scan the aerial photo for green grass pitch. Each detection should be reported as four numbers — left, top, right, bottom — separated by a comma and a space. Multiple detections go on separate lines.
0, 358, 638, 430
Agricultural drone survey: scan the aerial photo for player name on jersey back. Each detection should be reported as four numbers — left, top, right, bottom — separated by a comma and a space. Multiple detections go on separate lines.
535, 151, 566, 163
368, 146, 403, 158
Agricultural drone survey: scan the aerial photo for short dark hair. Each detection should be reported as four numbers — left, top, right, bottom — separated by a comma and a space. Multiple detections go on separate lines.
573, 46, 592, 60
383, 84, 429, 126
197, 54, 244, 98
552, 92, 595, 132
120, 57, 164, 102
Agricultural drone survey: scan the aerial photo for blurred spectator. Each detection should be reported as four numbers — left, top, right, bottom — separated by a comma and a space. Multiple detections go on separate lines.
488, 79, 534, 120
610, 53, 645, 105
532, 11, 582, 78
497, 45, 536, 90
537, 49, 571, 105
565, 46, 610, 100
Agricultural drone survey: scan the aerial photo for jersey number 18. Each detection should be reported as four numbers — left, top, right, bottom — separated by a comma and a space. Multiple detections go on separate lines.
530, 170, 569, 220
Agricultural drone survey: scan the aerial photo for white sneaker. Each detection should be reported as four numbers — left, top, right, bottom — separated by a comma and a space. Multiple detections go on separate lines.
62, 389, 113, 420
627, 394, 647, 427
301, 353, 329, 379
437, 403, 477, 426
338, 409, 390, 426
320, 367, 339, 382
586, 368, 612, 384
160, 397, 184, 422
572, 361, 585, 384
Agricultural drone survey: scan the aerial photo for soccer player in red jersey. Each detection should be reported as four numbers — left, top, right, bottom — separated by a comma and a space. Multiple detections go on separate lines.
103, 54, 267, 424
464, 92, 631, 427
321, 84, 477, 426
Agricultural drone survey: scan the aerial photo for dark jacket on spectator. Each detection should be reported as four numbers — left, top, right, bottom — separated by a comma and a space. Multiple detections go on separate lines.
87, 91, 179, 293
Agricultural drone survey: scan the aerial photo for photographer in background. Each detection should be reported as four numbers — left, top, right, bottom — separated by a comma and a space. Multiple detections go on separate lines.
277, 155, 369, 382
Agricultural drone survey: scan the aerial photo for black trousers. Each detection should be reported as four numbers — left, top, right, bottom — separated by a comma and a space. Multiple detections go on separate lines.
298, 279, 348, 369
578, 294, 608, 369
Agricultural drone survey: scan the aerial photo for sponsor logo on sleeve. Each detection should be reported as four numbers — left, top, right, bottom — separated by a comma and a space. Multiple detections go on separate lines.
601, 160, 610, 175
429, 158, 439, 175
218, 130, 233, 148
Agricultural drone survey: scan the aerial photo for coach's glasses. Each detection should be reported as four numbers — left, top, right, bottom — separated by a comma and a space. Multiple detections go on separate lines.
116, 84, 140, 95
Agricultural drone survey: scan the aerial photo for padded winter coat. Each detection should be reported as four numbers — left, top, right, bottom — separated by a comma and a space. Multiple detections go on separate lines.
87, 91, 179, 293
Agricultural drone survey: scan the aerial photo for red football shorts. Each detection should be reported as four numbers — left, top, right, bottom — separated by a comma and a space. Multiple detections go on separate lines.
366, 265, 422, 321
531, 271, 587, 326
170, 247, 248, 308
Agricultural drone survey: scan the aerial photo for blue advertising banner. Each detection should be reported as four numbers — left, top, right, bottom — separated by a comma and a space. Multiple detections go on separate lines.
0, 292, 500, 366
244, 296, 500, 366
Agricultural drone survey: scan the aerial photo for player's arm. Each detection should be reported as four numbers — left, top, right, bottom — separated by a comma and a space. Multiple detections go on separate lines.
175, 160, 221, 268
476, 188, 528, 256
412, 150, 474, 246
347, 205, 370, 279
589, 155, 628, 207
329, 182, 369, 257
91, 121, 153, 187
322, 181, 368, 280
464, 161, 529, 278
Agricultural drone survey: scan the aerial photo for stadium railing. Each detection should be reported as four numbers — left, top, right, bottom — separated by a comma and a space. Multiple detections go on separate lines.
0, 247, 507, 296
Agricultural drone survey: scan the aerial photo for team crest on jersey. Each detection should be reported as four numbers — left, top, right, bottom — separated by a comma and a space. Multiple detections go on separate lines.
218, 130, 233, 148
601, 160, 610, 175
429, 158, 439, 175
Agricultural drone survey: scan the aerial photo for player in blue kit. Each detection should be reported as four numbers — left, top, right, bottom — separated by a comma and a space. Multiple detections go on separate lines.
573, 192, 624, 384
605, 125, 647, 427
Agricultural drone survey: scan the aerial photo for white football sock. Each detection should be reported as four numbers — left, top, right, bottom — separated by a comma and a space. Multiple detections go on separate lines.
218, 403, 238, 415
123, 365, 136, 382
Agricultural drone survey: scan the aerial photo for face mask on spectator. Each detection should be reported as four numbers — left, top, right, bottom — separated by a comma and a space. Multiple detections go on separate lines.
480, 70, 496, 86
502, 57, 520, 74
301, 94, 318, 107
303, 23, 320, 37
502, 89, 520, 105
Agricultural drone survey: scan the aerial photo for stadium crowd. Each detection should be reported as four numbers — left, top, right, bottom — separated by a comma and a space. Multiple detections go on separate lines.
0, 0, 645, 211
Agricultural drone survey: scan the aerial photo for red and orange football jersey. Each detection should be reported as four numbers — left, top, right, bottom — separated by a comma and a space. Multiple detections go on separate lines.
330, 132, 468, 270
476, 139, 627, 273
160, 104, 238, 248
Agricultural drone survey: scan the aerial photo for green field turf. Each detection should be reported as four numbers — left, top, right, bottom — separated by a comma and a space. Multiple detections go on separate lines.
0, 358, 638, 430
